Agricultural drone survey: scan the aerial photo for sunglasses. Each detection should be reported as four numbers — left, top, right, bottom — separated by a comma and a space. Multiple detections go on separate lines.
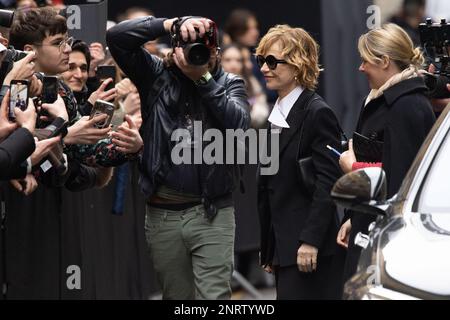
256, 55, 288, 70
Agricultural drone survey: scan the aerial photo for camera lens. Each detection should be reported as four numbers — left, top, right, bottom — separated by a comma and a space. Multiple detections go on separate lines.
184, 43, 210, 66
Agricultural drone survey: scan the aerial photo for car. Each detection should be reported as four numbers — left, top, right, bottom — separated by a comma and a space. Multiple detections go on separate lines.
331, 103, 450, 300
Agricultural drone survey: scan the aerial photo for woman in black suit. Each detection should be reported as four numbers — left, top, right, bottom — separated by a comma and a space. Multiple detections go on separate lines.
256, 25, 343, 299
337, 24, 436, 284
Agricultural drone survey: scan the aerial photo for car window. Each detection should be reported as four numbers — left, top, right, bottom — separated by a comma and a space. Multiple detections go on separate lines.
417, 129, 450, 213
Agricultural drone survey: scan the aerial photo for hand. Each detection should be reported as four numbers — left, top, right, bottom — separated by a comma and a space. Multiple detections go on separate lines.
173, 47, 209, 81
337, 219, 352, 249
40, 95, 68, 122
427, 64, 450, 113
122, 91, 141, 116
89, 42, 106, 77
0, 32, 8, 47
297, 243, 318, 273
3, 51, 36, 85
29, 75, 43, 97
115, 78, 136, 99
30, 136, 61, 166
88, 78, 117, 105
110, 115, 143, 154
14, 98, 37, 134
178, 17, 212, 42
64, 115, 111, 145
10, 174, 38, 196
339, 139, 356, 173
0, 90, 18, 139
263, 265, 273, 274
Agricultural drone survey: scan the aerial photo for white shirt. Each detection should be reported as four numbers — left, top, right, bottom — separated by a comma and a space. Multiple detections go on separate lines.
268, 86, 304, 130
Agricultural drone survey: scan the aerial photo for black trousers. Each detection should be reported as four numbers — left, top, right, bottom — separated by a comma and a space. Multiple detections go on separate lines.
274, 256, 341, 300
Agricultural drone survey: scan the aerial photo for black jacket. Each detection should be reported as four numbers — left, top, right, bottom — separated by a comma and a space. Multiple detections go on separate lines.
106, 17, 250, 214
258, 90, 342, 267
0, 128, 35, 180
344, 77, 436, 282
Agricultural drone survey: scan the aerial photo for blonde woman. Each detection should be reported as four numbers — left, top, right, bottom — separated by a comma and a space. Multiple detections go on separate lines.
337, 24, 435, 283
256, 25, 343, 299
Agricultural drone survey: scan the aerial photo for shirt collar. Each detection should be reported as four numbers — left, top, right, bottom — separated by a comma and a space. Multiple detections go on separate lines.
268, 86, 304, 129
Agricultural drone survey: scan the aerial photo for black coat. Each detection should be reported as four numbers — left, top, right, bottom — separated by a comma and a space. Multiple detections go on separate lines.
344, 77, 436, 281
0, 128, 35, 180
258, 90, 343, 267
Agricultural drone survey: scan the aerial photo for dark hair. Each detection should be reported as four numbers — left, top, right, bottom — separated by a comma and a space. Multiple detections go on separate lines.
224, 9, 256, 42
9, 7, 68, 50
71, 40, 91, 72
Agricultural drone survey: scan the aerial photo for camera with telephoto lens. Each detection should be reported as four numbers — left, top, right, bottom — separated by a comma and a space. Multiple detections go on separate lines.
170, 16, 219, 66
419, 18, 450, 99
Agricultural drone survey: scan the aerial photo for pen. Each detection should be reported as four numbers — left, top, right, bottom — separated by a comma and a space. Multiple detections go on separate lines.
326, 145, 341, 157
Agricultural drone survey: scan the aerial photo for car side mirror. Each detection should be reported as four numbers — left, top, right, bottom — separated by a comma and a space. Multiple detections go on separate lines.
331, 167, 388, 216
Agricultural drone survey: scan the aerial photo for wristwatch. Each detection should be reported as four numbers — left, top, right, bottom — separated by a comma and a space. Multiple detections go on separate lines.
194, 72, 212, 86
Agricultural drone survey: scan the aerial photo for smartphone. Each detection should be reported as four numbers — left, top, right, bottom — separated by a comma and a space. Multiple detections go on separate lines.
89, 100, 114, 129
326, 145, 342, 158
96, 65, 116, 92
9, 80, 29, 121
42, 76, 58, 103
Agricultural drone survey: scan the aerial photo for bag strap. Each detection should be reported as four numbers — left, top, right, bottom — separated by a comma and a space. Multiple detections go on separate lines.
296, 93, 347, 160
296, 92, 320, 161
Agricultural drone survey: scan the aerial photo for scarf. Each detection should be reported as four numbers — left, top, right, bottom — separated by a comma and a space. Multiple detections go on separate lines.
365, 65, 420, 106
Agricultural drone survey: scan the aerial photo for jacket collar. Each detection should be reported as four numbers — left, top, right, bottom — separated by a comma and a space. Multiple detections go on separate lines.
278, 89, 315, 156
383, 77, 428, 106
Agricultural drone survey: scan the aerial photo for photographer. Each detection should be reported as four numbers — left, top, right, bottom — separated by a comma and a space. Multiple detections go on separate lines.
107, 16, 250, 300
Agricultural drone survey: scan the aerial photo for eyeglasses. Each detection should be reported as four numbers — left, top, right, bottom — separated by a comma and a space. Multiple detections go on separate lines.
256, 54, 288, 70
34, 36, 74, 52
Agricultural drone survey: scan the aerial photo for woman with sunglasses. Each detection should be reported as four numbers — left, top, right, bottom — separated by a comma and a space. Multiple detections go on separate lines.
256, 25, 343, 299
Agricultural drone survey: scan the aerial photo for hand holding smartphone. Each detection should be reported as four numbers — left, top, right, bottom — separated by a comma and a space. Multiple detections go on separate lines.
89, 100, 114, 129
8, 80, 29, 121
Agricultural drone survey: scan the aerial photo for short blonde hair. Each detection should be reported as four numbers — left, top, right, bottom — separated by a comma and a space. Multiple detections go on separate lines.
358, 23, 424, 70
256, 25, 320, 91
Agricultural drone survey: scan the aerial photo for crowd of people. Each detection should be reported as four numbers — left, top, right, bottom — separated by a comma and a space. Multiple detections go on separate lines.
0, 0, 449, 300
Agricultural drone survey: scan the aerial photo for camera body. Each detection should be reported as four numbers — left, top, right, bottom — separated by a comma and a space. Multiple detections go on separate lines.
419, 18, 450, 99
170, 17, 219, 66
0, 9, 14, 28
